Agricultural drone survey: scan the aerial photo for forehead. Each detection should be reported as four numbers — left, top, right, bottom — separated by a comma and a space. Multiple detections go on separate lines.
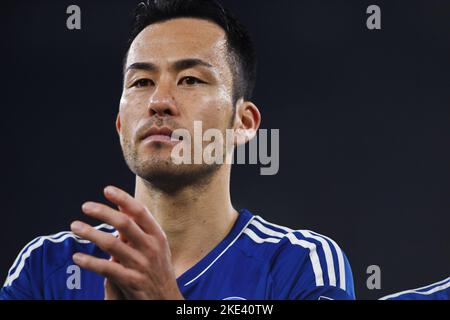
126, 18, 229, 68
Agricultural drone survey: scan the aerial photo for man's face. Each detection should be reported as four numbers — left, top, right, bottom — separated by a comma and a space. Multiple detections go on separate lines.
118, 18, 235, 187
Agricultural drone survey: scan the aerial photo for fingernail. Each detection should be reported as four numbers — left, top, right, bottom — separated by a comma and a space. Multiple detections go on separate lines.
73, 253, 84, 264
105, 186, 116, 197
82, 202, 95, 212
71, 221, 84, 233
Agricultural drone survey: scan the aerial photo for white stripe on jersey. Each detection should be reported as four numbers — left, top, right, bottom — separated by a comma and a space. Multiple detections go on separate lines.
7, 224, 115, 277
4, 224, 118, 287
8, 223, 116, 276
380, 277, 450, 300
246, 217, 326, 286
6, 232, 66, 281
250, 216, 347, 290
309, 230, 346, 291
285, 233, 324, 287
298, 230, 336, 287
244, 222, 325, 287
244, 222, 326, 287
243, 228, 281, 244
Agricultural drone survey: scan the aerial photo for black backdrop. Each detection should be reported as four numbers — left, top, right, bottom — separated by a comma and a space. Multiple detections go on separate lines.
1, 0, 449, 300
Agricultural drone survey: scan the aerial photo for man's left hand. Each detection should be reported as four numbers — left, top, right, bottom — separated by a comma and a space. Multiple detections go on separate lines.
70, 186, 184, 300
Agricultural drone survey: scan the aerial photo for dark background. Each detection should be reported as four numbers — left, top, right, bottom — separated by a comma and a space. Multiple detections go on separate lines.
1, 0, 449, 300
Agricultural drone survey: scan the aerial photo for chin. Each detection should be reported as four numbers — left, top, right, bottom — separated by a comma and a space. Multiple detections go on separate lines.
135, 162, 221, 193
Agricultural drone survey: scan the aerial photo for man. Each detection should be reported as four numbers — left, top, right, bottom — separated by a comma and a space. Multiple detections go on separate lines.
1, 0, 354, 300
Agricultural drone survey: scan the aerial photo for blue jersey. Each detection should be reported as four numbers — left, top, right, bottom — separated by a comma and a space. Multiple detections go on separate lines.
380, 277, 450, 300
0, 209, 355, 300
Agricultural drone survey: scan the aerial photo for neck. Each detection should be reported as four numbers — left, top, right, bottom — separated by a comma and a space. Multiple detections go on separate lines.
134, 165, 238, 278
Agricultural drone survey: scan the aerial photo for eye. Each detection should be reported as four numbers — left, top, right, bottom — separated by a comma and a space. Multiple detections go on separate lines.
131, 79, 154, 88
178, 76, 205, 86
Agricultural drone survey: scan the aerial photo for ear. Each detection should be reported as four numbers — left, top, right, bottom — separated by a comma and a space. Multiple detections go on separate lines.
234, 99, 261, 147
115, 113, 122, 136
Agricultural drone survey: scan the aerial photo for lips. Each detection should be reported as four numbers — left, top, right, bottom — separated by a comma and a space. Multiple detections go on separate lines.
141, 127, 173, 139
140, 126, 180, 143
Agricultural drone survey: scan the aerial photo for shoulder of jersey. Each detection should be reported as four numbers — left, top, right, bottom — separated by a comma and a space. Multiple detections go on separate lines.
3, 224, 117, 287
238, 215, 350, 290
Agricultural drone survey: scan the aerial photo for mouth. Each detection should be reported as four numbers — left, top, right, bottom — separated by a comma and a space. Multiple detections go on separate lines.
140, 126, 180, 144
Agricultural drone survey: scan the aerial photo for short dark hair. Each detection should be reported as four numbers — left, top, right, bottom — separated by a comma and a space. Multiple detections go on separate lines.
125, 0, 257, 104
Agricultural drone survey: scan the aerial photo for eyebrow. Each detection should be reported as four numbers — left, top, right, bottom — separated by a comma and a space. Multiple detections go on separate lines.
125, 59, 213, 74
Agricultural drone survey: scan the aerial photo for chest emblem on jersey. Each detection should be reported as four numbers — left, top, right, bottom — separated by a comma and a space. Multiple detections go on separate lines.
222, 296, 247, 300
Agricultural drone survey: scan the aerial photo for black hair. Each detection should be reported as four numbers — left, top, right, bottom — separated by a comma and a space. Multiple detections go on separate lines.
125, 0, 257, 104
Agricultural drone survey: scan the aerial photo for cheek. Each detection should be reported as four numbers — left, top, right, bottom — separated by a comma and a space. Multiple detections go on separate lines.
119, 94, 147, 140
120, 91, 149, 113
188, 88, 232, 128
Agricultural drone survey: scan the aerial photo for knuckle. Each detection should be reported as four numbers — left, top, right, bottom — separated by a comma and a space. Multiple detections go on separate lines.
126, 273, 143, 290
153, 232, 168, 248
158, 231, 168, 244
116, 216, 131, 230
95, 263, 108, 277
144, 236, 158, 252
136, 256, 150, 271
104, 237, 121, 252
137, 204, 149, 216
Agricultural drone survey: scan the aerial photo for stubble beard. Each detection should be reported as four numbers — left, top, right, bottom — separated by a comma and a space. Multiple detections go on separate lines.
121, 138, 222, 194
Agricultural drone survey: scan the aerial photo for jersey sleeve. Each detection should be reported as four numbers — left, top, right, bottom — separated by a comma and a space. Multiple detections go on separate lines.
270, 231, 355, 300
0, 237, 46, 300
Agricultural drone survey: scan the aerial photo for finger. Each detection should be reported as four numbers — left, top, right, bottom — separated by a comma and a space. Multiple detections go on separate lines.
72, 252, 136, 288
81, 201, 146, 246
71, 221, 144, 268
103, 186, 162, 235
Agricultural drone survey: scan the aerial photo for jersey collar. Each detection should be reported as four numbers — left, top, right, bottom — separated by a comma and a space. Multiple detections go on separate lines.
176, 209, 254, 288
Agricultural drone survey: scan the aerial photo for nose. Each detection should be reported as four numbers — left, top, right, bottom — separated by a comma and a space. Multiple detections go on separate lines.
147, 83, 179, 117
